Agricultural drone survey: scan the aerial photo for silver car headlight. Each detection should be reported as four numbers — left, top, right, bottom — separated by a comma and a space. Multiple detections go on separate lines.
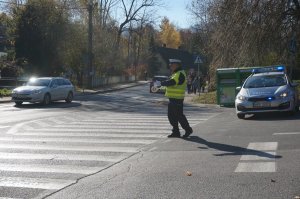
237, 95, 246, 101
32, 90, 42, 94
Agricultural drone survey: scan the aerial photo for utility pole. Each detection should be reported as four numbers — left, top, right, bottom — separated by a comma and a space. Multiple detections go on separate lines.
87, 0, 94, 88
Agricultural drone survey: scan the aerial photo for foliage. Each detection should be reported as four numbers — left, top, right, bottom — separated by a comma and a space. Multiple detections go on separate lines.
159, 17, 181, 48
147, 35, 160, 76
0, 63, 19, 77
189, 0, 300, 88
295, 80, 300, 99
15, 0, 70, 76
0, 88, 11, 97
191, 91, 216, 104
62, 22, 87, 72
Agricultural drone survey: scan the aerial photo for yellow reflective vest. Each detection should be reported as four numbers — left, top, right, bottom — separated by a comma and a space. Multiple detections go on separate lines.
165, 70, 186, 99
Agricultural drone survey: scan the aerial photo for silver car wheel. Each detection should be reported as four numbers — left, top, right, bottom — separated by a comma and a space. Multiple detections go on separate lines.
43, 93, 51, 105
65, 92, 73, 103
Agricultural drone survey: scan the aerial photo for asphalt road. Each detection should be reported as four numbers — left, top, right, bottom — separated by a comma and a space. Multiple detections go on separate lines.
0, 84, 299, 199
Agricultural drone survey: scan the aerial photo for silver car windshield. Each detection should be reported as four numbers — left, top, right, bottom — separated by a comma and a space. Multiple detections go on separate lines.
27, 79, 51, 86
244, 75, 287, 88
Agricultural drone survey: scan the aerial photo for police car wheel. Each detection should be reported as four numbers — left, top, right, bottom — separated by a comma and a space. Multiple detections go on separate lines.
15, 101, 23, 106
237, 113, 245, 119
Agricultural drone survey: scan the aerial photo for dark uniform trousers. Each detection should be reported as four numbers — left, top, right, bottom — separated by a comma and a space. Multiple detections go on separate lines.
168, 98, 191, 134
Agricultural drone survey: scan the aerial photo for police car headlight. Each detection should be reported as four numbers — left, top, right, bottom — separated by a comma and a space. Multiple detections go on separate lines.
279, 92, 288, 98
237, 95, 246, 101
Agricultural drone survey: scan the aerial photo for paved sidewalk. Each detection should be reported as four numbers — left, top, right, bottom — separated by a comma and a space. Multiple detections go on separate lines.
0, 81, 219, 107
0, 96, 11, 103
0, 81, 148, 103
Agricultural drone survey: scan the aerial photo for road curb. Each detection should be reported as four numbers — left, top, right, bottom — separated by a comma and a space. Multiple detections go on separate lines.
0, 97, 11, 103
75, 82, 148, 96
0, 82, 149, 104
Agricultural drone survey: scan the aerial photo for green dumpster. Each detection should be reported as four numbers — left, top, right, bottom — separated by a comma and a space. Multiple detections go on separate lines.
216, 68, 239, 106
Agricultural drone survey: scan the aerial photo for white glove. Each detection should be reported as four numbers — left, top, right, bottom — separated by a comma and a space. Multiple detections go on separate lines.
153, 81, 161, 88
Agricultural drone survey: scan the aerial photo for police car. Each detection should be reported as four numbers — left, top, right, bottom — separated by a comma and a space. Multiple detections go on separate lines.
150, 75, 168, 93
235, 66, 299, 119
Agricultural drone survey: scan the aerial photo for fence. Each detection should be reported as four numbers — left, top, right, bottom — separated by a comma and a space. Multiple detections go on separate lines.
0, 75, 136, 89
0, 77, 28, 89
91, 75, 136, 88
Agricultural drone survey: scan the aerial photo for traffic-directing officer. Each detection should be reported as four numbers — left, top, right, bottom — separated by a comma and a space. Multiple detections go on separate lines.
153, 59, 193, 138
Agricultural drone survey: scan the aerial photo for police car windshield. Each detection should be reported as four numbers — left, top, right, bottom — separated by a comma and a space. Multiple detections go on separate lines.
244, 75, 287, 88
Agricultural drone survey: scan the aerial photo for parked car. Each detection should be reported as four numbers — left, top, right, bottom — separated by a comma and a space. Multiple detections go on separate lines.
235, 67, 299, 119
150, 75, 168, 93
11, 77, 75, 106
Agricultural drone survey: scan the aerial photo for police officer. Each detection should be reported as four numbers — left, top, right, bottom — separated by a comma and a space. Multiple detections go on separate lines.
153, 59, 193, 138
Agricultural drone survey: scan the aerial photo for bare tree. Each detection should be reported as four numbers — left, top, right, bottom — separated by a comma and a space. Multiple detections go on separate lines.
98, 0, 118, 28
188, 0, 299, 89
116, 0, 159, 49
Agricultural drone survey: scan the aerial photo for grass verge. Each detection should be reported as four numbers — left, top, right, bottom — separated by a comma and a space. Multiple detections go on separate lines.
191, 91, 217, 104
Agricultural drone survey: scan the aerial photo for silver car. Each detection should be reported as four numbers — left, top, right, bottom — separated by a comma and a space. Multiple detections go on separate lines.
11, 77, 75, 106
235, 71, 299, 119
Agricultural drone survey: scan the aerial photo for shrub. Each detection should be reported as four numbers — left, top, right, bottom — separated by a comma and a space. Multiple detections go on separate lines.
0, 88, 11, 97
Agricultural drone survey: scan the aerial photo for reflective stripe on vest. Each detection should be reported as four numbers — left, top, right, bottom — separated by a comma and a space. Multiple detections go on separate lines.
165, 70, 186, 99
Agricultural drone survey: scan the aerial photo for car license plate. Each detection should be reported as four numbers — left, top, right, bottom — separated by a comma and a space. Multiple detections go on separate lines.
253, 101, 270, 108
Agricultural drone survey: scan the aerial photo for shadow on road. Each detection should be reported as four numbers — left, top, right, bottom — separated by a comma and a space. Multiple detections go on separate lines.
244, 112, 300, 121
184, 136, 282, 159
14, 101, 82, 109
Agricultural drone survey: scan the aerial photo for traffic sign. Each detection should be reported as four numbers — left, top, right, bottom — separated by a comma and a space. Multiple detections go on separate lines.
194, 56, 203, 64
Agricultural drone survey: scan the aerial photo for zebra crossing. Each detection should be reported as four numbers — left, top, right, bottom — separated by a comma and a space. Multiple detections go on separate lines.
0, 108, 217, 199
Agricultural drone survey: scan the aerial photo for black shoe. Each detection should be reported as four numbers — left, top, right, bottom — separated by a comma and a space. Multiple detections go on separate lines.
182, 128, 193, 138
167, 133, 181, 138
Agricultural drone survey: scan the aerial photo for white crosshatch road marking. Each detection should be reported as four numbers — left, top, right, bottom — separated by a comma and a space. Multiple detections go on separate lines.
247, 142, 278, 151
0, 177, 75, 190
235, 142, 278, 173
0, 137, 157, 144
0, 143, 139, 153
273, 132, 300, 135
0, 152, 126, 162
10, 132, 167, 138
235, 162, 276, 172
21, 128, 170, 133
240, 151, 276, 161
0, 111, 218, 197
0, 163, 104, 175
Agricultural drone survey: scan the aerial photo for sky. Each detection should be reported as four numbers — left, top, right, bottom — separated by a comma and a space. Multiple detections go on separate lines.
157, 0, 193, 29
0, 0, 193, 29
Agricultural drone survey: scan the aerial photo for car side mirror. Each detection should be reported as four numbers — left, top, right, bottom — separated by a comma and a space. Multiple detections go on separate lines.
51, 84, 58, 88
291, 82, 298, 87
236, 86, 241, 91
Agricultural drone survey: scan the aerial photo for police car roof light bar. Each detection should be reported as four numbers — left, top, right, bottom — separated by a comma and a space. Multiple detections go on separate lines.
251, 65, 286, 74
